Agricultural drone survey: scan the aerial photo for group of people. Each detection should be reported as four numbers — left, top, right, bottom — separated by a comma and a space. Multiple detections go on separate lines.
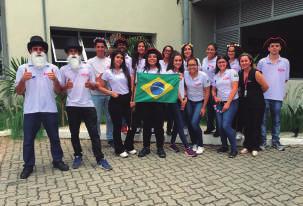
16, 34, 289, 179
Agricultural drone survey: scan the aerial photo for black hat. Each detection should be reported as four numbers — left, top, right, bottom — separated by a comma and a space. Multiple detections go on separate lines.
114, 37, 128, 48
144, 48, 162, 60
64, 37, 83, 54
263, 36, 287, 49
27, 35, 48, 53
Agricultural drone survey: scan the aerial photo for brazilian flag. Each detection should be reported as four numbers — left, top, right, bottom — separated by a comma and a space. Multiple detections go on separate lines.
135, 73, 179, 103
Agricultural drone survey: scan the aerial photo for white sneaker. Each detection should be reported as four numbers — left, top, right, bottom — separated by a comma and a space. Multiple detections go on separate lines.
236, 132, 244, 140
252, 150, 258, 157
119, 151, 128, 158
192, 144, 198, 152
196, 146, 205, 155
128, 149, 137, 155
240, 148, 248, 154
184, 127, 188, 136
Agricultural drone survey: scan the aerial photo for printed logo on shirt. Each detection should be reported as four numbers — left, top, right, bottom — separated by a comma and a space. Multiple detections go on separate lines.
194, 82, 202, 87
223, 77, 230, 80
207, 65, 215, 70
81, 73, 90, 77
278, 68, 286, 72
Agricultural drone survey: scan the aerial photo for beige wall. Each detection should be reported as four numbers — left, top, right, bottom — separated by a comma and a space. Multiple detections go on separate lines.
5, 0, 183, 59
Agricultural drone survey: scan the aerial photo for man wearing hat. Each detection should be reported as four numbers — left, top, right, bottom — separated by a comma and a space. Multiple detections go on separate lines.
15, 35, 69, 179
257, 37, 289, 151
60, 37, 112, 170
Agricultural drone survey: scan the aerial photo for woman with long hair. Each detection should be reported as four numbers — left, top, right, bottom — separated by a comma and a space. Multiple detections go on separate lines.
212, 56, 239, 158
160, 45, 174, 136
181, 43, 202, 71
166, 51, 197, 157
202, 43, 219, 137
184, 57, 210, 155
98, 50, 136, 158
238, 53, 269, 156
136, 48, 166, 158
129, 40, 148, 135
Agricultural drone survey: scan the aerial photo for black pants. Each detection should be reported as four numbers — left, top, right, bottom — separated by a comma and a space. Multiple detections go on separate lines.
165, 103, 174, 132
127, 103, 143, 140
108, 94, 134, 154
206, 88, 218, 131
141, 102, 165, 148
66, 106, 104, 162
242, 107, 265, 151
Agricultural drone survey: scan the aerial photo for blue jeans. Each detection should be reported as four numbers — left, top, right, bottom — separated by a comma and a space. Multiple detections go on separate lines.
91, 95, 113, 141
186, 100, 203, 147
169, 102, 189, 148
216, 100, 238, 152
261, 99, 282, 145
23, 112, 64, 168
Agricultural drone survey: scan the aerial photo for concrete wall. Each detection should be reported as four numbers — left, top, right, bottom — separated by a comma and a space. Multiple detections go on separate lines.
190, 4, 215, 61
4, 0, 183, 59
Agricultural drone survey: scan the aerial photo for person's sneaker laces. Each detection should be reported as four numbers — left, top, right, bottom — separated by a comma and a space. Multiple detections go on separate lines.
98, 159, 112, 171
72, 156, 82, 169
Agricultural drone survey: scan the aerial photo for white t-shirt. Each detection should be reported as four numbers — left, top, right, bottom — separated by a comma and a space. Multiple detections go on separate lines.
138, 67, 165, 74
15, 63, 62, 114
184, 71, 210, 102
184, 58, 202, 71
60, 63, 96, 107
166, 70, 185, 99
102, 68, 130, 95
201, 56, 217, 82
134, 58, 145, 72
229, 58, 241, 72
257, 55, 290, 101
125, 54, 133, 75
87, 56, 111, 96
213, 69, 239, 101
159, 60, 169, 71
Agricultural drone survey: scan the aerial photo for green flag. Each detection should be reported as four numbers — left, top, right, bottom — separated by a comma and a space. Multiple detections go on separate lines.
135, 73, 179, 103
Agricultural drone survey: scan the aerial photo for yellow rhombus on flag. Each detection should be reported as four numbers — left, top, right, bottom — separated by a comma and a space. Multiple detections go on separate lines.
141, 77, 173, 99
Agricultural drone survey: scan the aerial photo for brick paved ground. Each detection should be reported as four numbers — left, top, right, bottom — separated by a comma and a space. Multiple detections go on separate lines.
0, 137, 303, 206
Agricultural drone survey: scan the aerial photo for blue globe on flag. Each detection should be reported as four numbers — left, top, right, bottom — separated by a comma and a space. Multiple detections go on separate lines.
150, 82, 165, 95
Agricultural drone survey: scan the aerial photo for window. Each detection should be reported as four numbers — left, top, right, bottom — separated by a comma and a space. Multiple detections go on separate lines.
50, 28, 154, 67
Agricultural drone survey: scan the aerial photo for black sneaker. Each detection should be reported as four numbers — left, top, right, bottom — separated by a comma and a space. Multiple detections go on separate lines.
204, 128, 215, 134
229, 151, 238, 158
217, 147, 228, 153
20, 167, 33, 179
213, 130, 220, 137
138, 147, 151, 157
108, 140, 114, 147
53, 161, 69, 171
272, 142, 285, 151
157, 148, 166, 158
135, 128, 142, 134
